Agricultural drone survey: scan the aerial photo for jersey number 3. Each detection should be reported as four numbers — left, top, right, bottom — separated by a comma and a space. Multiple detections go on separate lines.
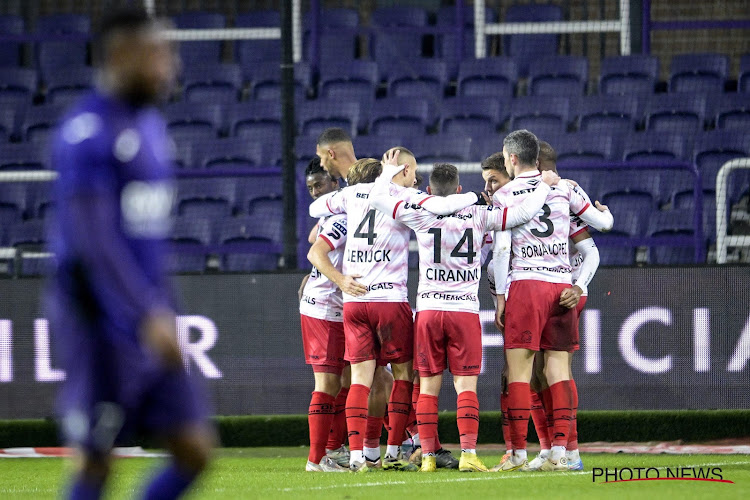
428, 228, 476, 264
530, 204, 554, 238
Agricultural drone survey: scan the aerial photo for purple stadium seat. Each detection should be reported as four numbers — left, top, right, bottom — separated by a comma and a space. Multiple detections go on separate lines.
165, 102, 222, 137
739, 54, 750, 93
387, 59, 448, 98
554, 132, 619, 163
173, 11, 226, 65
227, 101, 281, 140
0, 183, 27, 224
35, 14, 90, 81
457, 57, 517, 99
528, 56, 588, 96
438, 97, 506, 137
237, 174, 283, 213
644, 93, 707, 133
304, 8, 359, 62
504, 4, 562, 77
694, 130, 749, 193
297, 100, 359, 138
0, 143, 47, 170
198, 138, 265, 169
599, 55, 658, 95
371, 6, 428, 27
0, 15, 24, 67
171, 216, 212, 245
510, 96, 570, 133
0, 108, 15, 141
26, 182, 53, 219
246, 199, 284, 239
9, 220, 46, 248
715, 93, 750, 130
623, 132, 689, 162
236, 10, 281, 65
669, 53, 728, 93
673, 192, 718, 243
20, 104, 65, 143
172, 141, 193, 169
176, 178, 236, 216
46, 66, 94, 105
470, 133, 506, 162
295, 136, 319, 164
355, 135, 403, 160
369, 98, 430, 137
183, 63, 243, 103
370, 8, 427, 79
647, 210, 698, 265
576, 94, 640, 134
436, 6, 498, 77
410, 134, 473, 163
0, 68, 38, 107
319, 61, 378, 131
247, 61, 310, 101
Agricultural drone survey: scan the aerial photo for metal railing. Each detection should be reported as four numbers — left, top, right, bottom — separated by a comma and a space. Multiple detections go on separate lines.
716, 158, 750, 264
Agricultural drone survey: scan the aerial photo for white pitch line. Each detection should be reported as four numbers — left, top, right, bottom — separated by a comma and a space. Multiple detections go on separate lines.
278, 460, 750, 493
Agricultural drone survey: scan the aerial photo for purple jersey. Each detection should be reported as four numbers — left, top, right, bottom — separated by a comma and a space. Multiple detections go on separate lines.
49, 92, 176, 341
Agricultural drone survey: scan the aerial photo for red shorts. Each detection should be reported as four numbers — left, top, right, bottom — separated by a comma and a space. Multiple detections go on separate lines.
300, 314, 346, 375
343, 302, 413, 364
541, 295, 587, 352
414, 310, 482, 377
504, 280, 577, 352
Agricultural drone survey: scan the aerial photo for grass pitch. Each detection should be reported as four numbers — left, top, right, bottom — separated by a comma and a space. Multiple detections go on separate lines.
0, 448, 748, 499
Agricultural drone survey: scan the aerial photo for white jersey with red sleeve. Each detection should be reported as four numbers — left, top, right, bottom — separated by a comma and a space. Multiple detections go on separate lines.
299, 214, 348, 321
568, 183, 593, 294
494, 171, 590, 285
392, 203, 506, 313
317, 183, 411, 303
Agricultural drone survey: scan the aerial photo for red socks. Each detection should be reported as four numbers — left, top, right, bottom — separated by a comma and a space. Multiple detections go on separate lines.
530, 389, 551, 449
386, 380, 413, 446
457, 391, 479, 451
326, 386, 349, 451
567, 379, 579, 450
345, 384, 370, 452
308, 391, 335, 463
416, 393, 439, 454
506, 382, 531, 450
364, 416, 384, 449
500, 391, 512, 450
549, 380, 574, 447
540, 387, 554, 444
405, 382, 420, 438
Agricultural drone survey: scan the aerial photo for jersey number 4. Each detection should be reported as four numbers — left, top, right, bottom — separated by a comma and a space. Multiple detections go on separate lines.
354, 209, 378, 245
428, 228, 476, 264
530, 203, 554, 238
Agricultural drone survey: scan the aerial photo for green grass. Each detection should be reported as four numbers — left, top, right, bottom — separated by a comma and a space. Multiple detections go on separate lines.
0, 448, 748, 499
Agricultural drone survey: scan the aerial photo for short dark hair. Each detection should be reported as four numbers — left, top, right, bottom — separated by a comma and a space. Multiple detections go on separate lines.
347, 158, 381, 185
537, 140, 558, 173
429, 163, 459, 197
317, 127, 352, 147
481, 152, 509, 177
96, 7, 153, 63
304, 156, 327, 177
390, 146, 415, 161
504, 129, 539, 167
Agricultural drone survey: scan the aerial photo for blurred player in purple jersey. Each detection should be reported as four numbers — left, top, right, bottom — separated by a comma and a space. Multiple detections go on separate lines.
46, 8, 213, 499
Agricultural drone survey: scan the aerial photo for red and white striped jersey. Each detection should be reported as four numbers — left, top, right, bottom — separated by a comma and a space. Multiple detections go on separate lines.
316, 183, 415, 303
494, 171, 590, 284
393, 203, 507, 313
299, 214, 348, 321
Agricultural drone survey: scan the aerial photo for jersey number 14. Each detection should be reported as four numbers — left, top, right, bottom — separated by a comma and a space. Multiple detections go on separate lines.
428, 228, 476, 264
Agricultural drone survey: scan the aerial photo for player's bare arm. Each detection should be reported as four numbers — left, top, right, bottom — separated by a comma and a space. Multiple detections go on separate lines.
298, 274, 311, 302
560, 231, 600, 308
307, 238, 367, 297
576, 196, 614, 232
308, 224, 319, 244
492, 231, 512, 332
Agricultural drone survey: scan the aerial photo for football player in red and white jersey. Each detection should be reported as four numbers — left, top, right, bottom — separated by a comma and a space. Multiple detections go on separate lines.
490, 130, 613, 472
308, 150, 481, 471
523, 141, 601, 472
313, 129, 396, 466
300, 159, 350, 472
369, 155, 559, 472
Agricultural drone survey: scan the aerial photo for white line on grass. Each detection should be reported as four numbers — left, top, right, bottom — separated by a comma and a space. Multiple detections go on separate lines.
278, 460, 750, 493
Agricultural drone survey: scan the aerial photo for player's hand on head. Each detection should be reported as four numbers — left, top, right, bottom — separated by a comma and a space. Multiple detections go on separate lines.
337, 274, 368, 297
541, 170, 560, 186
595, 201, 609, 212
559, 286, 583, 309
141, 307, 182, 369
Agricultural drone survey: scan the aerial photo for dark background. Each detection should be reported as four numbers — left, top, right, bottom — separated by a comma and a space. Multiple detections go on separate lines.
0, 266, 749, 419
